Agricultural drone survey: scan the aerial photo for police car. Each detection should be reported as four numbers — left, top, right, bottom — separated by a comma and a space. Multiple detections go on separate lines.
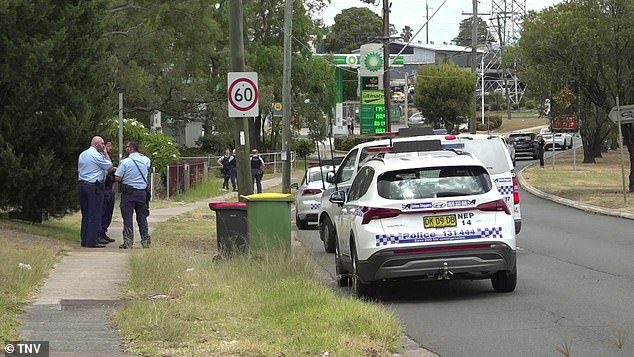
318, 132, 520, 254
292, 165, 336, 229
328, 145, 517, 298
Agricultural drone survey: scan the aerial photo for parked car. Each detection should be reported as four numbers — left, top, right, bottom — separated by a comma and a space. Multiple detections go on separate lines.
508, 133, 539, 159
407, 112, 425, 126
329, 151, 517, 297
318, 132, 521, 254
292, 165, 337, 229
539, 128, 572, 150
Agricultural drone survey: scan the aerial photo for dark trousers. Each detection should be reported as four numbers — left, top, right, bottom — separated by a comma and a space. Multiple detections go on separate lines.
539, 151, 545, 167
252, 172, 263, 193
223, 167, 237, 189
120, 189, 150, 241
79, 182, 104, 246
100, 189, 115, 234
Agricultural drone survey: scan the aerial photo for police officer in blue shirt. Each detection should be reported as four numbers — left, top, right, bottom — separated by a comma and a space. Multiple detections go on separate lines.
115, 140, 152, 249
77, 136, 114, 248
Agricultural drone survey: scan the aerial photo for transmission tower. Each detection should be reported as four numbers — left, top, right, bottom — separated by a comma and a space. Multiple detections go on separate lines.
481, 0, 527, 107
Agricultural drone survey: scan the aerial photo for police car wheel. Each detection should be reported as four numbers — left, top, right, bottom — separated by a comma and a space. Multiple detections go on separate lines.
491, 264, 517, 293
351, 243, 375, 299
295, 213, 309, 230
320, 216, 336, 253
335, 241, 351, 287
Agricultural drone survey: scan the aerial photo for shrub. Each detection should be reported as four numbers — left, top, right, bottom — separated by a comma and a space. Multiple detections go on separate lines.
334, 136, 375, 152
477, 114, 503, 131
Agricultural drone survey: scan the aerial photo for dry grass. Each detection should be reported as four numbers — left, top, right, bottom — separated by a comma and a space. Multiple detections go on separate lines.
522, 149, 634, 212
0, 232, 70, 341
114, 207, 403, 356
556, 340, 572, 357
610, 330, 626, 349
495, 117, 549, 133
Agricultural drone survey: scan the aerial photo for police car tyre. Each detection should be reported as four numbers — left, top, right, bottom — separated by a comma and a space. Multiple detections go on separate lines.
352, 243, 376, 299
295, 213, 310, 230
320, 216, 336, 253
335, 241, 351, 287
491, 263, 517, 293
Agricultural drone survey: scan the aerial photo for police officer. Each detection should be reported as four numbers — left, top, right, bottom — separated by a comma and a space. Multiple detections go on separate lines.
77, 136, 113, 248
98, 138, 116, 244
217, 148, 237, 191
250, 149, 265, 193
115, 140, 152, 249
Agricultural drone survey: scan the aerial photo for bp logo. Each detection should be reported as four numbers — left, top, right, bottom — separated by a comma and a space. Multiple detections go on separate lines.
364, 51, 383, 72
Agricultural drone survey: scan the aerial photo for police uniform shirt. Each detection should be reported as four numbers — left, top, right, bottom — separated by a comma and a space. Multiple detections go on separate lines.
78, 146, 112, 182
115, 152, 151, 189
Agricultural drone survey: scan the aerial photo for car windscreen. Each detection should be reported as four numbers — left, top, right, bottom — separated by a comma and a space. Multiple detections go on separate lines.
461, 140, 512, 175
308, 170, 328, 182
377, 165, 492, 200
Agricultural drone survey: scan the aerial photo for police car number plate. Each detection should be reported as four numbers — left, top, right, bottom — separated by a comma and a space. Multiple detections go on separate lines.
424, 214, 457, 228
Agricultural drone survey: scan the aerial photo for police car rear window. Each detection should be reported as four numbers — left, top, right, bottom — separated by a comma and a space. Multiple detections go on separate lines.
377, 166, 492, 200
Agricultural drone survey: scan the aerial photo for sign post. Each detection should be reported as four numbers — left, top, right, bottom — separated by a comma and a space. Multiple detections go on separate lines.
615, 97, 627, 203
227, 72, 259, 117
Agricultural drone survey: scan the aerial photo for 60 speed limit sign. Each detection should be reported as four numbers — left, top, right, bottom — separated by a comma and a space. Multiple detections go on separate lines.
227, 72, 259, 117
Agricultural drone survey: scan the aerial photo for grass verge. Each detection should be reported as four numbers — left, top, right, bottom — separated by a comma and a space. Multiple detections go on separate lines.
114, 207, 403, 356
0, 233, 70, 341
522, 149, 634, 211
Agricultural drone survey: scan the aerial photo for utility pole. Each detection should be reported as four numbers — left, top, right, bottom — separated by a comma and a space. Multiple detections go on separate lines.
470, 0, 478, 134
229, 0, 253, 199
118, 92, 124, 162
383, 0, 391, 133
281, 0, 293, 192
425, 1, 431, 44
462, 2, 489, 134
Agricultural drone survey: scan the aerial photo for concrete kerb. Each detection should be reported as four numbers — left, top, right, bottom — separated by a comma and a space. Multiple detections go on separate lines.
517, 163, 634, 220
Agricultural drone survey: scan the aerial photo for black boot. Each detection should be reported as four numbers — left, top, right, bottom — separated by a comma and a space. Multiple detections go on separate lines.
141, 235, 151, 248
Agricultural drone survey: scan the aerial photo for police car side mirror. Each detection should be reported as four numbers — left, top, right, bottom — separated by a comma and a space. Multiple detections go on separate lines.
290, 182, 299, 190
326, 172, 335, 184
329, 191, 346, 205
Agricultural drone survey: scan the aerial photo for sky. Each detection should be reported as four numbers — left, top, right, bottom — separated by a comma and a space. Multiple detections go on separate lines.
316, 0, 562, 46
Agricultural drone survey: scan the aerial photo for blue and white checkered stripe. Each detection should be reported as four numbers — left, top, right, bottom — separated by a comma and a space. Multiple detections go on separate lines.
375, 227, 504, 246
310, 202, 320, 210
497, 185, 513, 195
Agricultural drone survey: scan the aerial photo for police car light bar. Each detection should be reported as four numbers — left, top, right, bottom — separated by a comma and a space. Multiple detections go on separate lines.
392, 140, 442, 153
366, 146, 394, 153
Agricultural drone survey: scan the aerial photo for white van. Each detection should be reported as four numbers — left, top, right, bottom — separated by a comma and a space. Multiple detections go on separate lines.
318, 133, 521, 253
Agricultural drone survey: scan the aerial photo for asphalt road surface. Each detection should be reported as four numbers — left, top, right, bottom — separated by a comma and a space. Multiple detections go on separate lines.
296, 151, 634, 357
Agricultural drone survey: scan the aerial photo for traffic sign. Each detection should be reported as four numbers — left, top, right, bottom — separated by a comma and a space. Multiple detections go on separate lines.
272, 102, 283, 117
227, 72, 259, 117
609, 104, 634, 125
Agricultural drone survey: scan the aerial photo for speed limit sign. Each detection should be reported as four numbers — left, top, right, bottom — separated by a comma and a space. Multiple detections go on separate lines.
228, 72, 259, 117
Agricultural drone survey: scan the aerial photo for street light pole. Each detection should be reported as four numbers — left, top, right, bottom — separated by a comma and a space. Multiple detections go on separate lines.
281, 0, 293, 192
383, 0, 391, 133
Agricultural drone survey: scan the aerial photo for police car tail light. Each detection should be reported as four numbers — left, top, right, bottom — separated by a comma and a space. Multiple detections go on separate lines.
476, 199, 511, 215
444, 135, 457, 140
361, 207, 402, 224
512, 177, 520, 204
302, 188, 323, 196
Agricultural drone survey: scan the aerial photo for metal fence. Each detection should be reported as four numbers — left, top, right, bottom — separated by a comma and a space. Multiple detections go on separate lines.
166, 151, 295, 198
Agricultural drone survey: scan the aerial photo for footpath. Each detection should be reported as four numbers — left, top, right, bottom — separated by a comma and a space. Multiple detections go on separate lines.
18, 177, 285, 357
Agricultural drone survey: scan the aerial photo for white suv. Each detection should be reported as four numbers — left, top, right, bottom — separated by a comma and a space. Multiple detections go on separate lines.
329, 152, 517, 298
318, 133, 521, 253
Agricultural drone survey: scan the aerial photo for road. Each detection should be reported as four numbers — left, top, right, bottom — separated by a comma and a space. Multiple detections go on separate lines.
295, 152, 634, 357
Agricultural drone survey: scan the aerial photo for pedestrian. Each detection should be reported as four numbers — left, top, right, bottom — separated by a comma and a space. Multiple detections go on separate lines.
77, 136, 113, 248
537, 135, 546, 168
347, 117, 354, 135
217, 148, 237, 191
250, 149, 265, 193
115, 140, 152, 249
98, 138, 116, 244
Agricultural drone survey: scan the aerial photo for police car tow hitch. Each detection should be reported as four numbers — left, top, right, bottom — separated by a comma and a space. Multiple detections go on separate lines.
438, 262, 453, 280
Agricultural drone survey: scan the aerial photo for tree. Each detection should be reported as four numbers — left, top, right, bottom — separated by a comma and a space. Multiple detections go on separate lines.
413, 63, 476, 133
0, 0, 112, 221
516, 0, 634, 192
325, 7, 383, 53
401, 25, 414, 42
453, 17, 492, 46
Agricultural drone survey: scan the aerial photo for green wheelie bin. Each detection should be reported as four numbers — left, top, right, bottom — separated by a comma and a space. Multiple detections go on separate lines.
242, 193, 294, 253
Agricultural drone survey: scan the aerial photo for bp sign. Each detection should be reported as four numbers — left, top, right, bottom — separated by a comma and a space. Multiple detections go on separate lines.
359, 44, 384, 77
